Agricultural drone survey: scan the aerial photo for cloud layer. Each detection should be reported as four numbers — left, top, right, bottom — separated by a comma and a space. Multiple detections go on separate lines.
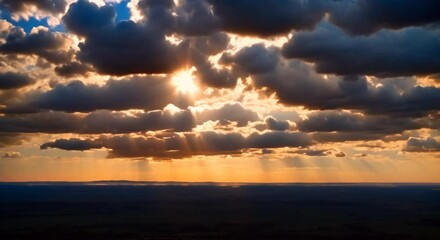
0, 0, 439, 162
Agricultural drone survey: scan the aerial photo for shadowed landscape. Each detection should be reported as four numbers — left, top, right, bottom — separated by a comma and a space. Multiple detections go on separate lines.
1, 182, 440, 239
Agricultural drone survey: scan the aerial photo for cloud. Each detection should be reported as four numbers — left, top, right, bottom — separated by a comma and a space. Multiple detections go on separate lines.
186, 34, 237, 88
1, 0, 439, 166
41, 130, 312, 158
54, 61, 93, 77
63, 0, 184, 75
298, 111, 422, 134
245, 51, 440, 117
335, 152, 346, 157
264, 116, 289, 131
194, 102, 259, 126
0, 102, 262, 135
0, 0, 67, 14
0, 19, 14, 39
185, 32, 230, 56
302, 110, 436, 143
3, 76, 191, 113
247, 131, 311, 149
328, 0, 440, 36
63, 0, 116, 36
135, 0, 440, 38
0, 28, 73, 64
282, 23, 440, 77
221, 44, 279, 75
0, 72, 34, 89
0, 108, 195, 134
0, 111, 82, 133
1, 151, 21, 158
311, 132, 392, 143
207, 0, 440, 36
293, 149, 330, 157
82, 109, 195, 133
175, 0, 220, 36
0, 133, 25, 148
40, 138, 103, 151
40, 133, 245, 157
354, 153, 368, 157
208, 0, 326, 36
403, 137, 440, 152
356, 142, 386, 150
77, 21, 184, 75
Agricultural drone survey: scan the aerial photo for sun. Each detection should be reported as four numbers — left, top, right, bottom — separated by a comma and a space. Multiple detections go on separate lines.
172, 67, 198, 94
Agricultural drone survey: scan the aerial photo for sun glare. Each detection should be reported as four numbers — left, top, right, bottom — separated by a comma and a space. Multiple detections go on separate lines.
172, 67, 198, 94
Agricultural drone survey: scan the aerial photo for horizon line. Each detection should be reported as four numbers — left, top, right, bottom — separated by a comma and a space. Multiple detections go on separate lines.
1, 180, 440, 186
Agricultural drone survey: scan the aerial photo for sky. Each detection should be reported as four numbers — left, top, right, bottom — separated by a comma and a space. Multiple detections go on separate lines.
0, 0, 439, 182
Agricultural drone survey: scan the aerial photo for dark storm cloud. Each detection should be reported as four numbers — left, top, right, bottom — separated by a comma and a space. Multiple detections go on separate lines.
296, 110, 435, 143
186, 32, 229, 56
3, 76, 191, 113
1, 101, 264, 134
39, 133, 246, 156
0, 109, 195, 134
293, 149, 330, 157
3, 0, 440, 161
134, 0, 219, 36
0, 28, 72, 64
41, 131, 312, 158
247, 131, 311, 149
0, 72, 34, 89
0, 111, 81, 133
242, 48, 440, 116
220, 44, 279, 75
184, 33, 237, 88
136, 0, 231, 46
127, 0, 440, 38
282, 23, 440, 77
133, 0, 326, 37
54, 61, 92, 77
62, 0, 115, 36
57, 0, 437, 83
0, 0, 67, 14
264, 116, 289, 131
136, 0, 176, 31
63, 0, 183, 75
77, 21, 183, 75
328, 0, 440, 36
40, 138, 102, 151
298, 111, 422, 134
311, 132, 395, 143
205, 0, 440, 36
190, 52, 237, 88
208, 0, 326, 36
175, 0, 220, 36
195, 103, 259, 126
82, 109, 195, 133
403, 137, 440, 152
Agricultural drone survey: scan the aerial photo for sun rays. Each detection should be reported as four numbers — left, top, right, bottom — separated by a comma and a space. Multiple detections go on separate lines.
172, 67, 198, 94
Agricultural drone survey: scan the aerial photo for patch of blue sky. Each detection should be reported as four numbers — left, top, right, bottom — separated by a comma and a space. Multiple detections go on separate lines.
113, 0, 131, 23
0, 9, 51, 33
0, 0, 129, 34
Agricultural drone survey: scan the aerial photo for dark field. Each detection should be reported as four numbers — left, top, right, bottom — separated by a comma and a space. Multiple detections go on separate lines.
1, 183, 440, 239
